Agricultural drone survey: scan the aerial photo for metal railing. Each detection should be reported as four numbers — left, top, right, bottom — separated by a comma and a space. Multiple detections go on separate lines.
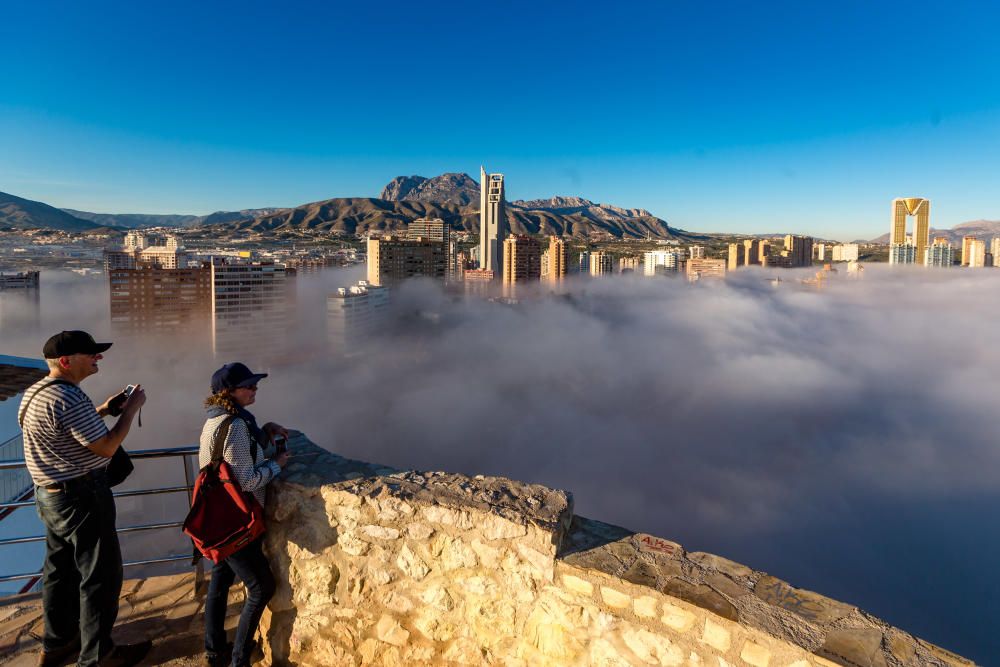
0, 446, 200, 590
0, 434, 31, 506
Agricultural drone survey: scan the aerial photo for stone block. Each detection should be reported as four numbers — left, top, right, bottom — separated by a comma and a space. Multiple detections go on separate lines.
361, 525, 400, 541
917, 640, 976, 666
623, 628, 684, 665
482, 513, 528, 540
561, 574, 594, 597
375, 615, 410, 647
515, 543, 553, 579
396, 544, 430, 581
887, 633, 916, 662
816, 628, 886, 667
420, 504, 475, 529
753, 576, 853, 625
634, 595, 658, 619
661, 602, 697, 633
600, 586, 631, 609
687, 552, 753, 579
589, 638, 634, 666
739, 641, 770, 666
622, 558, 661, 588
406, 522, 434, 540
661, 579, 739, 622
700, 619, 730, 652
470, 538, 503, 568
705, 573, 749, 599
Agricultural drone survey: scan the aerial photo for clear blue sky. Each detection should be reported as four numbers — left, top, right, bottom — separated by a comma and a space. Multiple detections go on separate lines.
2, 0, 999, 240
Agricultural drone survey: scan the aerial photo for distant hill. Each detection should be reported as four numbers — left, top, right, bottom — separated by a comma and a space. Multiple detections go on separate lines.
63, 209, 202, 228
62, 207, 285, 229
0, 191, 100, 232
869, 220, 1000, 245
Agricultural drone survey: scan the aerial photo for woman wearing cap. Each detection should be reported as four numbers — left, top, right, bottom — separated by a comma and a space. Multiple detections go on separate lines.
199, 362, 289, 667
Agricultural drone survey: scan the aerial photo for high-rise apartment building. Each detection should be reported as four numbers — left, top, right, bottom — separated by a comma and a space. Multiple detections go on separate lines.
328, 280, 389, 352
643, 250, 684, 276
578, 251, 590, 274
0, 271, 39, 290
618, 256, 641, 273
688, 246, 705, 260
966, 239, 986, 268
890, 198, 930, 266
124, 231, 148, 251
210, 258, 294, 358
547, 237, 567, 281
502, 235, 542, 283
743, 239, 762, 265
782, 235, 814, 267
889, 244, 917, 265
727, 243, 745, 270
815, 244, 826, 261
589, 251, 614, 276
479, 166, 506, 277
407, 218, 455, 280
109, 265, 211, 336
686, 258, 727, 281
990, 238, 1000, 266
924, 240, 954, 268
960, 236, 978, 267
838, 244, 859, 262
366, 236, 448, 287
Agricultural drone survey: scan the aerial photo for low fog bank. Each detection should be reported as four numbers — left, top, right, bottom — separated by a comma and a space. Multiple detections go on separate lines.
1, 266, 997, 659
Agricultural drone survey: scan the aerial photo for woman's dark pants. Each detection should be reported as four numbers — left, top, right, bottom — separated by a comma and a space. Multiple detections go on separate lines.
204, 537, 275, 666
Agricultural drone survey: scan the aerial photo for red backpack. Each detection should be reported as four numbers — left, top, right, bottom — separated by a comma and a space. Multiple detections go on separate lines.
183, 416, 266, 564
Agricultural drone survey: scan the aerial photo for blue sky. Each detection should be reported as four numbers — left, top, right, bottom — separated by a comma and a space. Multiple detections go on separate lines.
1, 0, 999, 239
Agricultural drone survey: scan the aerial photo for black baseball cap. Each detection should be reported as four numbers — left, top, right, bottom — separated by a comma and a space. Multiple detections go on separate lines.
43, 331, 113, 359
211, 362, 268, 394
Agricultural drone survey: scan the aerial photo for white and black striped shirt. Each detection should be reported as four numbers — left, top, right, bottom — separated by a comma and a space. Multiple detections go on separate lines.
199, 414, 280, 508
20, 378, 110, 486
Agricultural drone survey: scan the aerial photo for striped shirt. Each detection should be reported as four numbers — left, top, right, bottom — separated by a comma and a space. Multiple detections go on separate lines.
20, 378, 110, 486
199, 414, 280, 508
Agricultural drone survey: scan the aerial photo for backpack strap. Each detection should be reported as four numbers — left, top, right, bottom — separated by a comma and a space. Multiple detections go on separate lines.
18, 379, 76, 428
210, 415, 239, 465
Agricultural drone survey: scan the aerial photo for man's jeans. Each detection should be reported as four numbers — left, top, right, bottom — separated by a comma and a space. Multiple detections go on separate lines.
204, 537, 275, 667
35, 469, 123, 667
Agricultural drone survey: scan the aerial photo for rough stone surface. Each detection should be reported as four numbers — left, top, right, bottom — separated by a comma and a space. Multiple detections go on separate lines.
3, 433, 966, 667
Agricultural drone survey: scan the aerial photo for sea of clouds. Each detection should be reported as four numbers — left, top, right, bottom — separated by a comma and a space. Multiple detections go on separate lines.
1, 265, 997, 660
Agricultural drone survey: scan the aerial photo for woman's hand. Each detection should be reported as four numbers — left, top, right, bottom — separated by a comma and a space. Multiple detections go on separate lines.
263, 422, 289, 443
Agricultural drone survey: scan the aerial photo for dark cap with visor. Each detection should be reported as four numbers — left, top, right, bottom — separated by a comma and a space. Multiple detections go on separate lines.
43, 331, 113, 359
211, 362, 268, 394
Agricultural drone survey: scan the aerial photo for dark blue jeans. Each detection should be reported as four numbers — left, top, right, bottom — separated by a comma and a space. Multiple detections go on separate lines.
34, 469, 123, 667
204, 537, 275, 666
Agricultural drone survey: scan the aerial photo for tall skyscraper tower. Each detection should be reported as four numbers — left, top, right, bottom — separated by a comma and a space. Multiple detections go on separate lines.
890, 198, 930, 265
479, 166, 506, 277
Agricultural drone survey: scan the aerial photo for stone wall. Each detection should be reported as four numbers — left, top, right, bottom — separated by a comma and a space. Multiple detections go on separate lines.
259, 435, 974, 666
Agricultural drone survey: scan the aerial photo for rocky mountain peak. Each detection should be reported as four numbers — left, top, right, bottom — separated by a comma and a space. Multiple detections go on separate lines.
379, 173, 479, 206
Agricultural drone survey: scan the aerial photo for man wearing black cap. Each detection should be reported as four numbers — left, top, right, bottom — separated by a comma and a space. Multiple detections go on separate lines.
20, 331, 151, 667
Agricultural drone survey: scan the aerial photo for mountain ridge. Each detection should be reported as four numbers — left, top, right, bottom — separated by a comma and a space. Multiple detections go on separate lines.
0, 191, 100, 232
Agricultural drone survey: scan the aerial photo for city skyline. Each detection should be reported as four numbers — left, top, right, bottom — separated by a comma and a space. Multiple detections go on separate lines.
2, 3, 999, 239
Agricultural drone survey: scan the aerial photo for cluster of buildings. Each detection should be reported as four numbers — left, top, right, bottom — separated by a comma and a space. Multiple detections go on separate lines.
887, 197, 1000, 268
727, 235, 815, 270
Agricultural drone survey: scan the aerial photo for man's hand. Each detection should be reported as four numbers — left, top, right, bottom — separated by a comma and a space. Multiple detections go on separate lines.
274, 451, 290, 468
263, 422, 289, 443
123, 385, 146, 415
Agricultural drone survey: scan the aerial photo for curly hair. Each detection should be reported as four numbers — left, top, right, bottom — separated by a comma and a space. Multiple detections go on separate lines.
204, 389, 240, 415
